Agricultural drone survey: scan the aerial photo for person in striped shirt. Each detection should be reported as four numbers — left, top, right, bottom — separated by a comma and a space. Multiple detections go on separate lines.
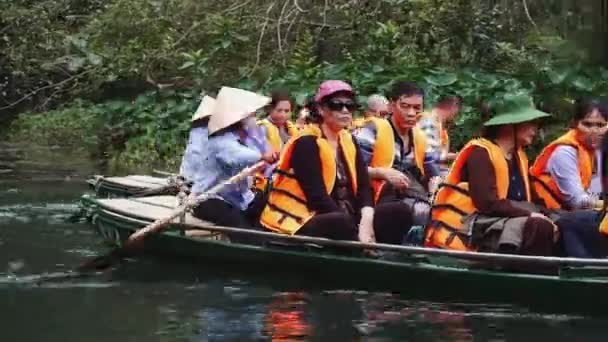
353, 82, 440, 227
416, 95, 463, 178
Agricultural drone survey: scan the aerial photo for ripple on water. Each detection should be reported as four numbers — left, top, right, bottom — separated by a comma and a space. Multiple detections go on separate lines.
0, 202, 80, 225
0, 271, 117, 289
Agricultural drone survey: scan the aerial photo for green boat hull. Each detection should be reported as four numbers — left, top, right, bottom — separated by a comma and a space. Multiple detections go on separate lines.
84, 196, 608, 315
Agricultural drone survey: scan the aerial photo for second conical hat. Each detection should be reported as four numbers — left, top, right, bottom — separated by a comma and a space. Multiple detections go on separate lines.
208, 87, 271, 134
191, 95, 216, 121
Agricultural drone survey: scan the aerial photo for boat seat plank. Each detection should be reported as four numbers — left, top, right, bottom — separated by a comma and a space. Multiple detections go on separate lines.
96, 197, 215, 230
100, 177, 160, 189
126, 175, 170, 186
100, 176, 169, 189
130, 196, 179, 208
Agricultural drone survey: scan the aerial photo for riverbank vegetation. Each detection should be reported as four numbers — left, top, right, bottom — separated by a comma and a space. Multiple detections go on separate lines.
4, 0, 608, 171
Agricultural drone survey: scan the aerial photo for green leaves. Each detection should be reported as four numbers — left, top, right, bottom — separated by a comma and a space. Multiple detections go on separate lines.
424, 73, 458, 86
546, 68, 570, 85
178, 61, 195, 70
571, 75, 594, 92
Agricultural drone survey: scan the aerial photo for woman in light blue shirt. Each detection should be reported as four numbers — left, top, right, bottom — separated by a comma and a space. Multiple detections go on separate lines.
191, 87, 277, 229
179, 95, 215, 183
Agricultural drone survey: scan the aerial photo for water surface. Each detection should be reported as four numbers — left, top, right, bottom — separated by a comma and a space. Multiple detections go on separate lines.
1, 144, 607, 341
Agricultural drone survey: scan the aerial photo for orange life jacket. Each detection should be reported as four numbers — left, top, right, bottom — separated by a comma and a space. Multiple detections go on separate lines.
424, 138, 531, 251
417, 111, 450, 167
352, 117, 366, 129
258, 118, 299, 151
259, 124, 358, 235
599, 213, 608, 236
369, 120, 427, 202
529, 130, 594, 209
254, 119, 299, 192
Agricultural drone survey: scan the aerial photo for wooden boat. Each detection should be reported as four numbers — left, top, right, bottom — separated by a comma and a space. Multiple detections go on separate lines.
86, 174, 178, 198
81, 195, 608, 315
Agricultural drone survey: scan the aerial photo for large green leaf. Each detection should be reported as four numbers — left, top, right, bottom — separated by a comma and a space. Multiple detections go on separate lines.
546, 68, 570, 85
424, 73, 458, 86
178, 61, 195, 70
571, 75, 594, 92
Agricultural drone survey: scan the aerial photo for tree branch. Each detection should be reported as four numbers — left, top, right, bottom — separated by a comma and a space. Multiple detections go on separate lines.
522, 0, 538, 31
0, 69, 92, 112
249, 1, 277, 75
293, 0, 309, 13
221, 0, 254, 14
277, 0, 291, 55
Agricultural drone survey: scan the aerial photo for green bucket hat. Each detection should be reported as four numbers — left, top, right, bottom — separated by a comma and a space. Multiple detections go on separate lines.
483, 94, 551, 127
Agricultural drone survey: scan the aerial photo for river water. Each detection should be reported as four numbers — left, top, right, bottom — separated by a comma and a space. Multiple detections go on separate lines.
1, 143, 607, 341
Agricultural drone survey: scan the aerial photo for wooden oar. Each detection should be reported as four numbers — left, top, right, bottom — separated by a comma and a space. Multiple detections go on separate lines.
77, 160, 266, 272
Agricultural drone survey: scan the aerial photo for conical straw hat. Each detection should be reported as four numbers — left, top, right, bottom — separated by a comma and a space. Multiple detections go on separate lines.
208, 87, 271, 134
191, 95, 216, 121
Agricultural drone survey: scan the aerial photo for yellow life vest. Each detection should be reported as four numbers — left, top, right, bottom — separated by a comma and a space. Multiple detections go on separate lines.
424, 138, 531, 251
352, 117, 366, 130
370, 121, 427, 202
254, 119, 299, 192
599, 213, 608, 236
360, 117, 395, 201
259, 125, 358, 235
257, 118, 299, 152
417, 111, 450, 164
529, 129, 594, 209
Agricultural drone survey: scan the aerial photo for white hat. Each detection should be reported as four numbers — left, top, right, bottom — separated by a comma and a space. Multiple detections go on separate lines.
208, 87, 271, 134
367, 94, 388, 111
191, 95, 216, 121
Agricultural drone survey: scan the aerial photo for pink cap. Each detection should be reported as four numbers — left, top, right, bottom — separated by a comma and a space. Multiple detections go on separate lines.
315, 80, 354, 102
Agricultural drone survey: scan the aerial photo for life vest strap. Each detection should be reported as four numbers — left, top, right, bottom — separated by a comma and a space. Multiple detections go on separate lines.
429, 220, 471, 249
530, 174, 565, 208
437, 183, 470, 196
430, 203, 470, 217
274, 169, 297, 179
269, 187, 307, 205
266, 202, 305, 224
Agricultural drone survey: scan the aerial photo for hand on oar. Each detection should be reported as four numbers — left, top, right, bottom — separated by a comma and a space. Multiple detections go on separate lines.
78, 160, 267, 273
127, 160, 266, 244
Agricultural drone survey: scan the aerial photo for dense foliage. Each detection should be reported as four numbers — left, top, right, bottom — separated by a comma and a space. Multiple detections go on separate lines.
4, 0, 608, 170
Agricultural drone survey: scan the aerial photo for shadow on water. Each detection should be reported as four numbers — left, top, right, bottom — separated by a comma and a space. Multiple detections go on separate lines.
2, 143, 608, 341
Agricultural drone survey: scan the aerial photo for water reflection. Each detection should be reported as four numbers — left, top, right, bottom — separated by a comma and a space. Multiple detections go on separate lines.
148, 284, 603, 341
264, 292, 311, 341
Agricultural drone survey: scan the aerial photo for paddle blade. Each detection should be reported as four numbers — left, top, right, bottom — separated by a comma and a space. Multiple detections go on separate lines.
76, 247, 130, 273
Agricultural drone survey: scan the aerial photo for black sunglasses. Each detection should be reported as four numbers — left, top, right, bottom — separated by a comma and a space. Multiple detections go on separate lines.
326, 99, 358, 112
